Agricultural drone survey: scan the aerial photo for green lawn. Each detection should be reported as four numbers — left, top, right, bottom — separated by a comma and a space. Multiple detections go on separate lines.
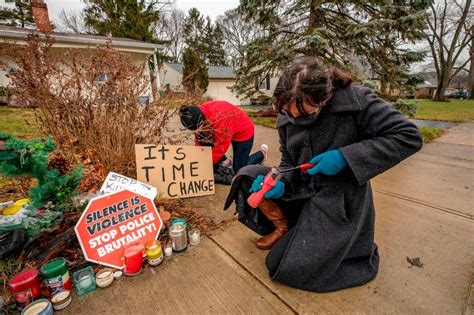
251, 116, 276, 129
418, 127, 444, 143
0, 106, 42, 189
244, 109, 277, 129
0, 106, 41, 139
409, 99, 474, 122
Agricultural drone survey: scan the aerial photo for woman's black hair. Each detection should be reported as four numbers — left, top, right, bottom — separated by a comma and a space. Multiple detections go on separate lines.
273, 57, 354, 116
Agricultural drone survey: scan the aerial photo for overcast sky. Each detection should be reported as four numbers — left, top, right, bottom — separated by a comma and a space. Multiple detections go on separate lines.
0, 0, 239, 23
39, 0, 239, 24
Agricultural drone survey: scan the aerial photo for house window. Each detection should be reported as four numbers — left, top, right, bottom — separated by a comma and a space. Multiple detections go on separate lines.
259, 74, 270, 91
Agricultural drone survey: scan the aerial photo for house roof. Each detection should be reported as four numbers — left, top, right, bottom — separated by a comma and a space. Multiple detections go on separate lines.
417, 80, 437, 88
0, 25, 163, 54
208, 65, 236, 79
166, 62, 236, 79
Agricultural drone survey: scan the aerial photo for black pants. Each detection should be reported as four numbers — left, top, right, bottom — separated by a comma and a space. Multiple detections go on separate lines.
220, 136, 264, 173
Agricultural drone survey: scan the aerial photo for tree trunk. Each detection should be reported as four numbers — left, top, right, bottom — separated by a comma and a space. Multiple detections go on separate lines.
469, 26, 474, 99
433, 81, 448, 101
150, 72, 158, 99
433, 67, 452, 101
306, 0, 323, 56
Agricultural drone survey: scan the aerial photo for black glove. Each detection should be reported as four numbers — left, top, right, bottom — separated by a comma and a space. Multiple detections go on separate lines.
214, 164, 234, 185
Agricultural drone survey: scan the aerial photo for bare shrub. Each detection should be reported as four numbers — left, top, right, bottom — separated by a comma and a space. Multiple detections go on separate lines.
1, 34, 205, 177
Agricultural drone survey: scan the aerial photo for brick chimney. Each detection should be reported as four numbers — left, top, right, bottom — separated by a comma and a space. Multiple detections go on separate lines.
31, 0, 52, 32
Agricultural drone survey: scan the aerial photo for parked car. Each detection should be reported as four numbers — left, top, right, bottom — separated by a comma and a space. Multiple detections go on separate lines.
447, 90, 468, 99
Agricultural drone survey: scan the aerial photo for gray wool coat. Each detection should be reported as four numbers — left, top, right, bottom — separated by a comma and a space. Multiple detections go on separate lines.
224, 86, 423, 292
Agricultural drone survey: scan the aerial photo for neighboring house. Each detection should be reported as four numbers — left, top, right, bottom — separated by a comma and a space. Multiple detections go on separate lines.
403, 72, 469, 99
0, 0, 163, 105
369, 76, 464, 99
160, 62, 279, 105
414, 80, 437, 99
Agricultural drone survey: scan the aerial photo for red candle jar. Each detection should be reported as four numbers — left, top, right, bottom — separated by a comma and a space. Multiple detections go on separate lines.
9, 269, 41, 308
124, 240, 144, 276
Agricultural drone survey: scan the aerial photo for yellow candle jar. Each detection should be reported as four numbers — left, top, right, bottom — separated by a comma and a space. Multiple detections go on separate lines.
145, 241, 164, 266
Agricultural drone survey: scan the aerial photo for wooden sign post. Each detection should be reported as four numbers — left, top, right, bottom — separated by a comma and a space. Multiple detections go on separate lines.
135, 144, 215, 199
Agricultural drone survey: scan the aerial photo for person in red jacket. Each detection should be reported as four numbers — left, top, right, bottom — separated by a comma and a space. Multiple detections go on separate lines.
179, 101, 268, 184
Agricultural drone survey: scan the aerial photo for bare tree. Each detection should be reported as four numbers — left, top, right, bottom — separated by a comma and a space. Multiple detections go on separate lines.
215, 9, 264, 67
56, 9, 90, 34
156, 9, 185, 63
469, 25, 473, 99
426, 0, 473, 100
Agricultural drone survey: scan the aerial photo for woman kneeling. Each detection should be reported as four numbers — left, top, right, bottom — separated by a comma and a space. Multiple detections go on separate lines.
224, 57, 423, 292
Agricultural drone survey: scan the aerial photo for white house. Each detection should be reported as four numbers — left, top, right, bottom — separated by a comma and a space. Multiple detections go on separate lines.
160, 62, 279, 106
0, 0, 163, 103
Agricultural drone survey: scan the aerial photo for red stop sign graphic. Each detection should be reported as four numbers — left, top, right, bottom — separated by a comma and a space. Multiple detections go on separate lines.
75, 189, 162, 269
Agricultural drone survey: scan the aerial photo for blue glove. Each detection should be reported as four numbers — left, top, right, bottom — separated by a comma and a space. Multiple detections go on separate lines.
249, 175, 285, 199
249, 175, 265, 193
307, 149, 348, 176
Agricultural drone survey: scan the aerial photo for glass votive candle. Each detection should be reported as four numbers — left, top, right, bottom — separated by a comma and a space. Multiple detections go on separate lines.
169, 223, 188, 252
188, 229, 201, 245
50, 290, 72, 311
164, 242, 173, 257
124, 240, 144, 276
21, 299, 53, 315
145, 240, 164, 266
72, 266, 96, 296
95, 269, 114, 288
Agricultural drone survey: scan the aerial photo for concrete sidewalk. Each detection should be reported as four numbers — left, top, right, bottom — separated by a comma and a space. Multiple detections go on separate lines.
65, 122, 474, 314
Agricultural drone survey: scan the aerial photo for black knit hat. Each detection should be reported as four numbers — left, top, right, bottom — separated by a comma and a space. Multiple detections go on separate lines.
179, 105, 204, 131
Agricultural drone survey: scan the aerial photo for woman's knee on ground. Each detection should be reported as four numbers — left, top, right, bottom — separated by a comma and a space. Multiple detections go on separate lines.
265, 228, 295, 276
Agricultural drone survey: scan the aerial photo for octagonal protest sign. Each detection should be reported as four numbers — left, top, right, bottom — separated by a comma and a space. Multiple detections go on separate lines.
75, 189, 162, 269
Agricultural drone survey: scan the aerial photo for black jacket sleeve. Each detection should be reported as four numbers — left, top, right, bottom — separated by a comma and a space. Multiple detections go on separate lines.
339, 89, 423, 185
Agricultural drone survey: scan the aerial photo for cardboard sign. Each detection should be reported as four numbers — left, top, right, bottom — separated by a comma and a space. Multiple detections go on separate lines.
75, 190, 162, 269
135, 144, 214, 199
100, 172, 157, 200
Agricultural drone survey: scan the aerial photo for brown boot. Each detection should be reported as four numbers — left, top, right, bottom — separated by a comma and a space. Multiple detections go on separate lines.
256, 200, 288, 250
